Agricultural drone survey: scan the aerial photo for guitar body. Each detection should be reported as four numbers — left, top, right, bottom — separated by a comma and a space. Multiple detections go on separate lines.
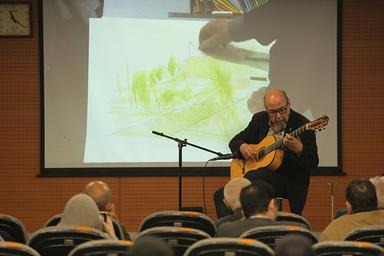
230, 135, 284, 179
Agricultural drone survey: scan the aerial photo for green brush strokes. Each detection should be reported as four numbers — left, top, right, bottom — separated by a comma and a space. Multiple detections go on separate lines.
131, 71, 149, 107
168, 56, 177, 76
208, 59, 233, 102
110, 54, 268, 144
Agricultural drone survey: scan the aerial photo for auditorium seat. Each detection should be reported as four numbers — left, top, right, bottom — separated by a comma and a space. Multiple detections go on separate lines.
44, 213, 127, 240
28, 226, 110, 256
0, 241, 40, 256
239, 225, 318, 250
136, 226, 211, 256
276, 211, 312, 230
0, 214, 29, 244
344, 225, 384, 248
184, 237, 274, 256
313, 241, 384, 256
68, 239, 133, 256
43, 213, 62, 227
138, 210, 217, 237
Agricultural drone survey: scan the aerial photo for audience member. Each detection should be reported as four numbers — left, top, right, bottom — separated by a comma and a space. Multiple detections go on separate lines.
126, 236, 174, 256
215, 178, 251, 227
84, 180, 116, 217
58, 193, 116, 238
84, 180, 130, 239
320, 179, 384, 241
275, 234, 314, 256
216, 180, 278, 237
334, 176, 384, 219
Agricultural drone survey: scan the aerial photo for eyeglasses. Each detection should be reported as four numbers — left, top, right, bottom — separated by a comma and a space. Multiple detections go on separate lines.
267, 104, 288, 116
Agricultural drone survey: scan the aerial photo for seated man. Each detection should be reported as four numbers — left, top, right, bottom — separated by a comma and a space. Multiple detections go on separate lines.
275, 234, 314, 256
215, 178, 251, 227
84, 181, 116, 217
84, 180, 130, 240
320, 179, 384, 241
216, 180, 279, 237
334, 176, 384, 219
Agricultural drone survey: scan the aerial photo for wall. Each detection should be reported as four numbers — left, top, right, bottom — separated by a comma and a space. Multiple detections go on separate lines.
0, 0, 383, 233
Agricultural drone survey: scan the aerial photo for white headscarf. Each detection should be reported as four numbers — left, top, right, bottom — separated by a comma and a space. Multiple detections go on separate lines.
59, 193, 101, 230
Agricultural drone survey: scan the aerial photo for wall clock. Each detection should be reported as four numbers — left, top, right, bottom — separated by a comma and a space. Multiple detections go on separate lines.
0, 2, 32, 37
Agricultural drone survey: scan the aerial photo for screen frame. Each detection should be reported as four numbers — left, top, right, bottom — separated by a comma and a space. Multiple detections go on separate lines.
38, 0, 344, 177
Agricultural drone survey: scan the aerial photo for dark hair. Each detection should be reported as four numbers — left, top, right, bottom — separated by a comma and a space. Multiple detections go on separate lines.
275, 234, 314, 256
345, 179, 377, 213
126, 236, 174, 256
240, 181, 275, 218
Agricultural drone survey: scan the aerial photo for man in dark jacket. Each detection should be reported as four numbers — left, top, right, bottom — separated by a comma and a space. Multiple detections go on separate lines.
215, 89, 318, 216
216, 180, 279, 237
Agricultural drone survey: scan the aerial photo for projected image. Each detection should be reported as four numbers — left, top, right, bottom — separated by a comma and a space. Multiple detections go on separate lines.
84, 18, 271, 164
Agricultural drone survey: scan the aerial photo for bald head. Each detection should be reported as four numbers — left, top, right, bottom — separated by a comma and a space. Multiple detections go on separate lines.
264, 89, 291, 131
264, 89, 289, 108
84, 181, 112, 211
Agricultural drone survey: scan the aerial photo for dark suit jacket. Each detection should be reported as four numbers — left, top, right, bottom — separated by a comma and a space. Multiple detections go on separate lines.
215, 210, 243, 228
216, 217, 278, 237
229, 110, 318, 214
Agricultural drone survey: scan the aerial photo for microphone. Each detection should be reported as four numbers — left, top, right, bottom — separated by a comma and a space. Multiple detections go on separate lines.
209, 153, 234, 161
152, 130, 163, 136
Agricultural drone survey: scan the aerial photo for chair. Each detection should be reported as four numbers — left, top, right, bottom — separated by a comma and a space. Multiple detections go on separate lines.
138, 210, 217, 237
0, 241, 40, 256
275, 197, 285, 212
43, 213, 62, 227
136, 226, 211, 256
0, 214, 29, 244
345, 225, 384, 248
276, 211, 312, 230
184, 237, 275, 256
28, 226, 110, 256
240, 225, 318, 250
44, 213, 127, 240
69, 239, 133, 256
313, 241, 384, 256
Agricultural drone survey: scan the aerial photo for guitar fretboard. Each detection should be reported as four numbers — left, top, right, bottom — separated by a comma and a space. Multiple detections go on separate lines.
259, 123, 307, 158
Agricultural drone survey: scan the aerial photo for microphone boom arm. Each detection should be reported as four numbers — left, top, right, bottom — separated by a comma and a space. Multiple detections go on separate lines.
152, 130, 225, 157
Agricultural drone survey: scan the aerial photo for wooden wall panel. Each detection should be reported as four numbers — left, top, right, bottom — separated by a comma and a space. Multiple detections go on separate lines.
0, 0, 383, 234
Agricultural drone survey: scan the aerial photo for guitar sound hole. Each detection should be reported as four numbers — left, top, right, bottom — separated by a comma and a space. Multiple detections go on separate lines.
257, 149, 265, 160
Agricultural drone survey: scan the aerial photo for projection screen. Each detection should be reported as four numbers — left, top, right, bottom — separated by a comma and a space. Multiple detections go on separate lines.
41, 0, 342, 176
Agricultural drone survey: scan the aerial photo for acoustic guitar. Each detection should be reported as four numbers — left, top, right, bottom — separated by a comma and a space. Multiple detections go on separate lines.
230, 115, 329, 179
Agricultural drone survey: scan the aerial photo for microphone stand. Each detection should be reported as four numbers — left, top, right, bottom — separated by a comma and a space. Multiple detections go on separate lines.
152, 131, 224, 211
327, 181, 337, 220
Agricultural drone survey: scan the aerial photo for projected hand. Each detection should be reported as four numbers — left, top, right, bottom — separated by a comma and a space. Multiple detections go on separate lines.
199, 19, 232, 51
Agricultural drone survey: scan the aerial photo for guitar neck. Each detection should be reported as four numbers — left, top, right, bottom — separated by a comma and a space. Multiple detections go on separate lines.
264, 123, 307, 154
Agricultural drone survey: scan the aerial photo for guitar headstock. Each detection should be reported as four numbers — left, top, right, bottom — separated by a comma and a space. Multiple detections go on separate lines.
306, 115, 329, 132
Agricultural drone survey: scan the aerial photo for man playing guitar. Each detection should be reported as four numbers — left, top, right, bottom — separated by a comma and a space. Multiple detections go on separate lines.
215, 89, 322, 217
